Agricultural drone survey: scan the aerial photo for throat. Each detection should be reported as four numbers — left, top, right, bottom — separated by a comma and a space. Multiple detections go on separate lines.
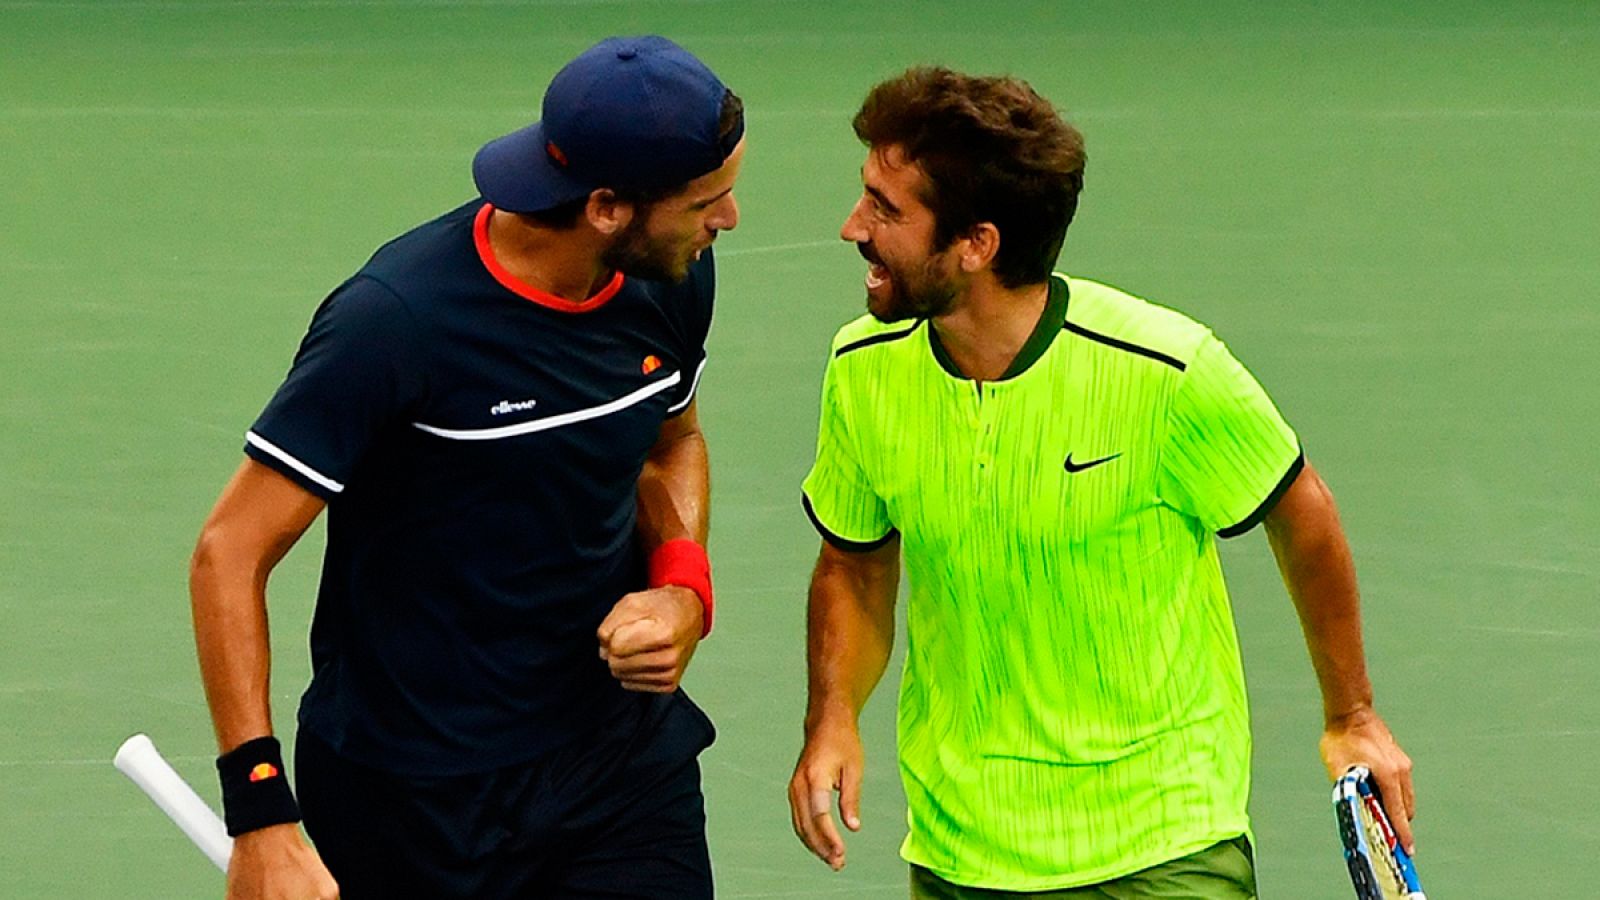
930, 325, 1018, 382
934, 291, 1051, 381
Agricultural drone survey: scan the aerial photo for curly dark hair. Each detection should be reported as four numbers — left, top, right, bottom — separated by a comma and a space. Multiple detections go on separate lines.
853, 67, 1085, 287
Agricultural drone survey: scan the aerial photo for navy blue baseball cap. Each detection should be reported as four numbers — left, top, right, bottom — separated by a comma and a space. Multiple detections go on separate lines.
473, 35, 742, 213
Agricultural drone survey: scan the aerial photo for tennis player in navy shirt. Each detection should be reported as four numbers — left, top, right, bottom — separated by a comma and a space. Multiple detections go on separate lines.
189, 36, 744, 899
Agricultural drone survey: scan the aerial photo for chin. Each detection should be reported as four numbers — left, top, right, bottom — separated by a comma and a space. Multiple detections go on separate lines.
867, 294, 914, 324
624, 259, 691, 283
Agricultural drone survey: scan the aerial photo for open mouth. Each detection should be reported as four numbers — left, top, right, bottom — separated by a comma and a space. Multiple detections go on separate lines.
856, 244, 888, 289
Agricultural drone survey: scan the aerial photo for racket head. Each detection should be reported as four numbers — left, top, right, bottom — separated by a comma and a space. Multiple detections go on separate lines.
1332, 765, 1425, 900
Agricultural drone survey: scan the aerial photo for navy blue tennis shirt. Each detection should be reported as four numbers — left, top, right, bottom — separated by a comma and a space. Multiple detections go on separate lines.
244, 201, 713, 775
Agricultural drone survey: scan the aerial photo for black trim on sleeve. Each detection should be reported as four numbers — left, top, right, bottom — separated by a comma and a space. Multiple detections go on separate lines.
834, 323, 922, 358
802, 492, 897, 552
1218, 451, 1306, 538
1063, 321, 1187, 371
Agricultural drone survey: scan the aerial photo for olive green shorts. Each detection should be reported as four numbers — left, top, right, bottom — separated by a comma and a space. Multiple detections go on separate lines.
910, 837, 1256, 900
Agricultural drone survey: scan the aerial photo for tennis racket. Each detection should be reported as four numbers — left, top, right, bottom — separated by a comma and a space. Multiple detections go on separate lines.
1333, 765, 1425, 899
114, 733, 233, 872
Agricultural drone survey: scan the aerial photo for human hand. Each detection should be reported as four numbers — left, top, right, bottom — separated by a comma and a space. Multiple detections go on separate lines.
787, 716, 864, 871
1321, 706, 1416, 853
597, 586, 703, 692
225, 823, 339, 899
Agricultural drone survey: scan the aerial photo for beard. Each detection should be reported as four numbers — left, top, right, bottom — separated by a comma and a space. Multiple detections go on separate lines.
601, 215, 694, 283
861, 244, 959, 323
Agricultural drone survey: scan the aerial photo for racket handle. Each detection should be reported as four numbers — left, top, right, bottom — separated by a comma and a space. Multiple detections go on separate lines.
114, 734, 233, 873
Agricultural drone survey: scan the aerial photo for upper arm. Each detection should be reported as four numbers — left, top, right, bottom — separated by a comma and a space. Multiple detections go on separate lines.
194, 459, 326, 572
816, 532, 899, 577
652, 398, 703, 456
1264, 459, 1339, 542
813, 533, 901, 619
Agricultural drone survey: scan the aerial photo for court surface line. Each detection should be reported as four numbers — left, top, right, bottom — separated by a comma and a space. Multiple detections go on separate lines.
719, 240, 838, 258
0, 755, 211, 767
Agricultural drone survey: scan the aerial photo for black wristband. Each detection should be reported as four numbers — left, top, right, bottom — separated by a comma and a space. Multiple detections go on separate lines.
216, 736, 301, 837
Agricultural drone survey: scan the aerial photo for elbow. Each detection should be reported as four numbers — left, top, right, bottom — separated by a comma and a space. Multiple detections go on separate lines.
189, 522, 263, 609
189, 524, 229, 606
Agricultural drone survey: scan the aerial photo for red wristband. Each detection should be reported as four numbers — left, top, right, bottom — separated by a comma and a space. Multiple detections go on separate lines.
649, 538, 713, 638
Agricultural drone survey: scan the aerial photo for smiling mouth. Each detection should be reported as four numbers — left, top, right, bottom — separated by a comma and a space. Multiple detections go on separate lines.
857, 243, 888, 289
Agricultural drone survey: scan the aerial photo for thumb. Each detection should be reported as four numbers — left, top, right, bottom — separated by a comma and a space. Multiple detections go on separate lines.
607, 617, 659, 656
839, 763, 862, 832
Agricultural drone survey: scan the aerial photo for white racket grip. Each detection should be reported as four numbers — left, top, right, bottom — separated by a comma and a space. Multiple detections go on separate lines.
114, 734, 233, 872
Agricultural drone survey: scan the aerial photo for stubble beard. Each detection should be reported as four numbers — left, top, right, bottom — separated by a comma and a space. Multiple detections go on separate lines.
603, 218, 692, 283
869, 258, 959, 323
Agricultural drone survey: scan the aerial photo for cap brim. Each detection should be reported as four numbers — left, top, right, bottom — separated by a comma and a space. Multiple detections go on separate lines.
472, 122, 595, 213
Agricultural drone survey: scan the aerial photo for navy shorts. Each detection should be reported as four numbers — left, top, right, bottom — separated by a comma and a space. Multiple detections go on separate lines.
296, 692, 716, 899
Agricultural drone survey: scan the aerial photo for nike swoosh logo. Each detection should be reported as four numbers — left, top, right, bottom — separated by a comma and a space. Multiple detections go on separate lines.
1063, 452, 1122, 473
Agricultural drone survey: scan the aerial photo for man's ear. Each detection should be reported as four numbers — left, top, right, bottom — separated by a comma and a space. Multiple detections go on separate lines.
585, 189, 635, 236
958, 223, 1001, 273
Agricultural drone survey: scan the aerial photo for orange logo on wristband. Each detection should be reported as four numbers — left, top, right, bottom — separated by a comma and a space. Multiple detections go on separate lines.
248, 763, 281, 782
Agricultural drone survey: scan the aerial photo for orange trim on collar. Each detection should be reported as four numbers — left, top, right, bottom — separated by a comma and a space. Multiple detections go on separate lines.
474, 203, 625, 313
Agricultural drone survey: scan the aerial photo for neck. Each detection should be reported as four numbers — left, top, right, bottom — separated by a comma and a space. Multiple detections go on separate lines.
486, 208, 614, 301
931, 278, 1051, 382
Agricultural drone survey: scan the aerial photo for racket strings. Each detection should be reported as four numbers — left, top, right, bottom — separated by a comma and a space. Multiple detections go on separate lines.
1358, 806, 1408, 899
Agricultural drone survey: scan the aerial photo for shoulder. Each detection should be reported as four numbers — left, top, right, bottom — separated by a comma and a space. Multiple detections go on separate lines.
306, 272, 425, 357
1058, 274, 1213, 371
319, 272, 406, 320
361, 200, 482, 285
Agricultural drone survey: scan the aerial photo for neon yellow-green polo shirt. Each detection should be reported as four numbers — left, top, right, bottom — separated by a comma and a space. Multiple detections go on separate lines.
801, 274, 1302, 890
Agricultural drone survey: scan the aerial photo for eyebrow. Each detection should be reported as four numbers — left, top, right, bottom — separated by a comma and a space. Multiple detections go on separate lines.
691, 186, 734, 210
864, 184, 900, 217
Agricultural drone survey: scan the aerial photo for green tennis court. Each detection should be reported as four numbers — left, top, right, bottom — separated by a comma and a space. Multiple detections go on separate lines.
3, 1, 1596, 895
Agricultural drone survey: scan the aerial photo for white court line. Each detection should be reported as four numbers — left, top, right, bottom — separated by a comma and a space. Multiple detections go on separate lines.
4, 241, 841, 275
718, 240, 839, 259
0, 755, 210, 768
1318, 108, 1600, 120
0, 107, 879, 120
27, 104, 1585, 123
0, 106, 506, 118
1459, 624, 1600, 639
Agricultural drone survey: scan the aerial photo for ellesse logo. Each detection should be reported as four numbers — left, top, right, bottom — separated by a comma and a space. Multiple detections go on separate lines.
491, 398, 538, 415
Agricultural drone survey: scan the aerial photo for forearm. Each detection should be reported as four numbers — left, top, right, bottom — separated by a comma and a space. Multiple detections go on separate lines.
1265, 468, 1374, 725
189, 461, 322, 753
1265, 464, 1416, 843
804, 545, 898, 733
637, 427, 709, 550
190, 533, 280, 753
626, 410, 712, 644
